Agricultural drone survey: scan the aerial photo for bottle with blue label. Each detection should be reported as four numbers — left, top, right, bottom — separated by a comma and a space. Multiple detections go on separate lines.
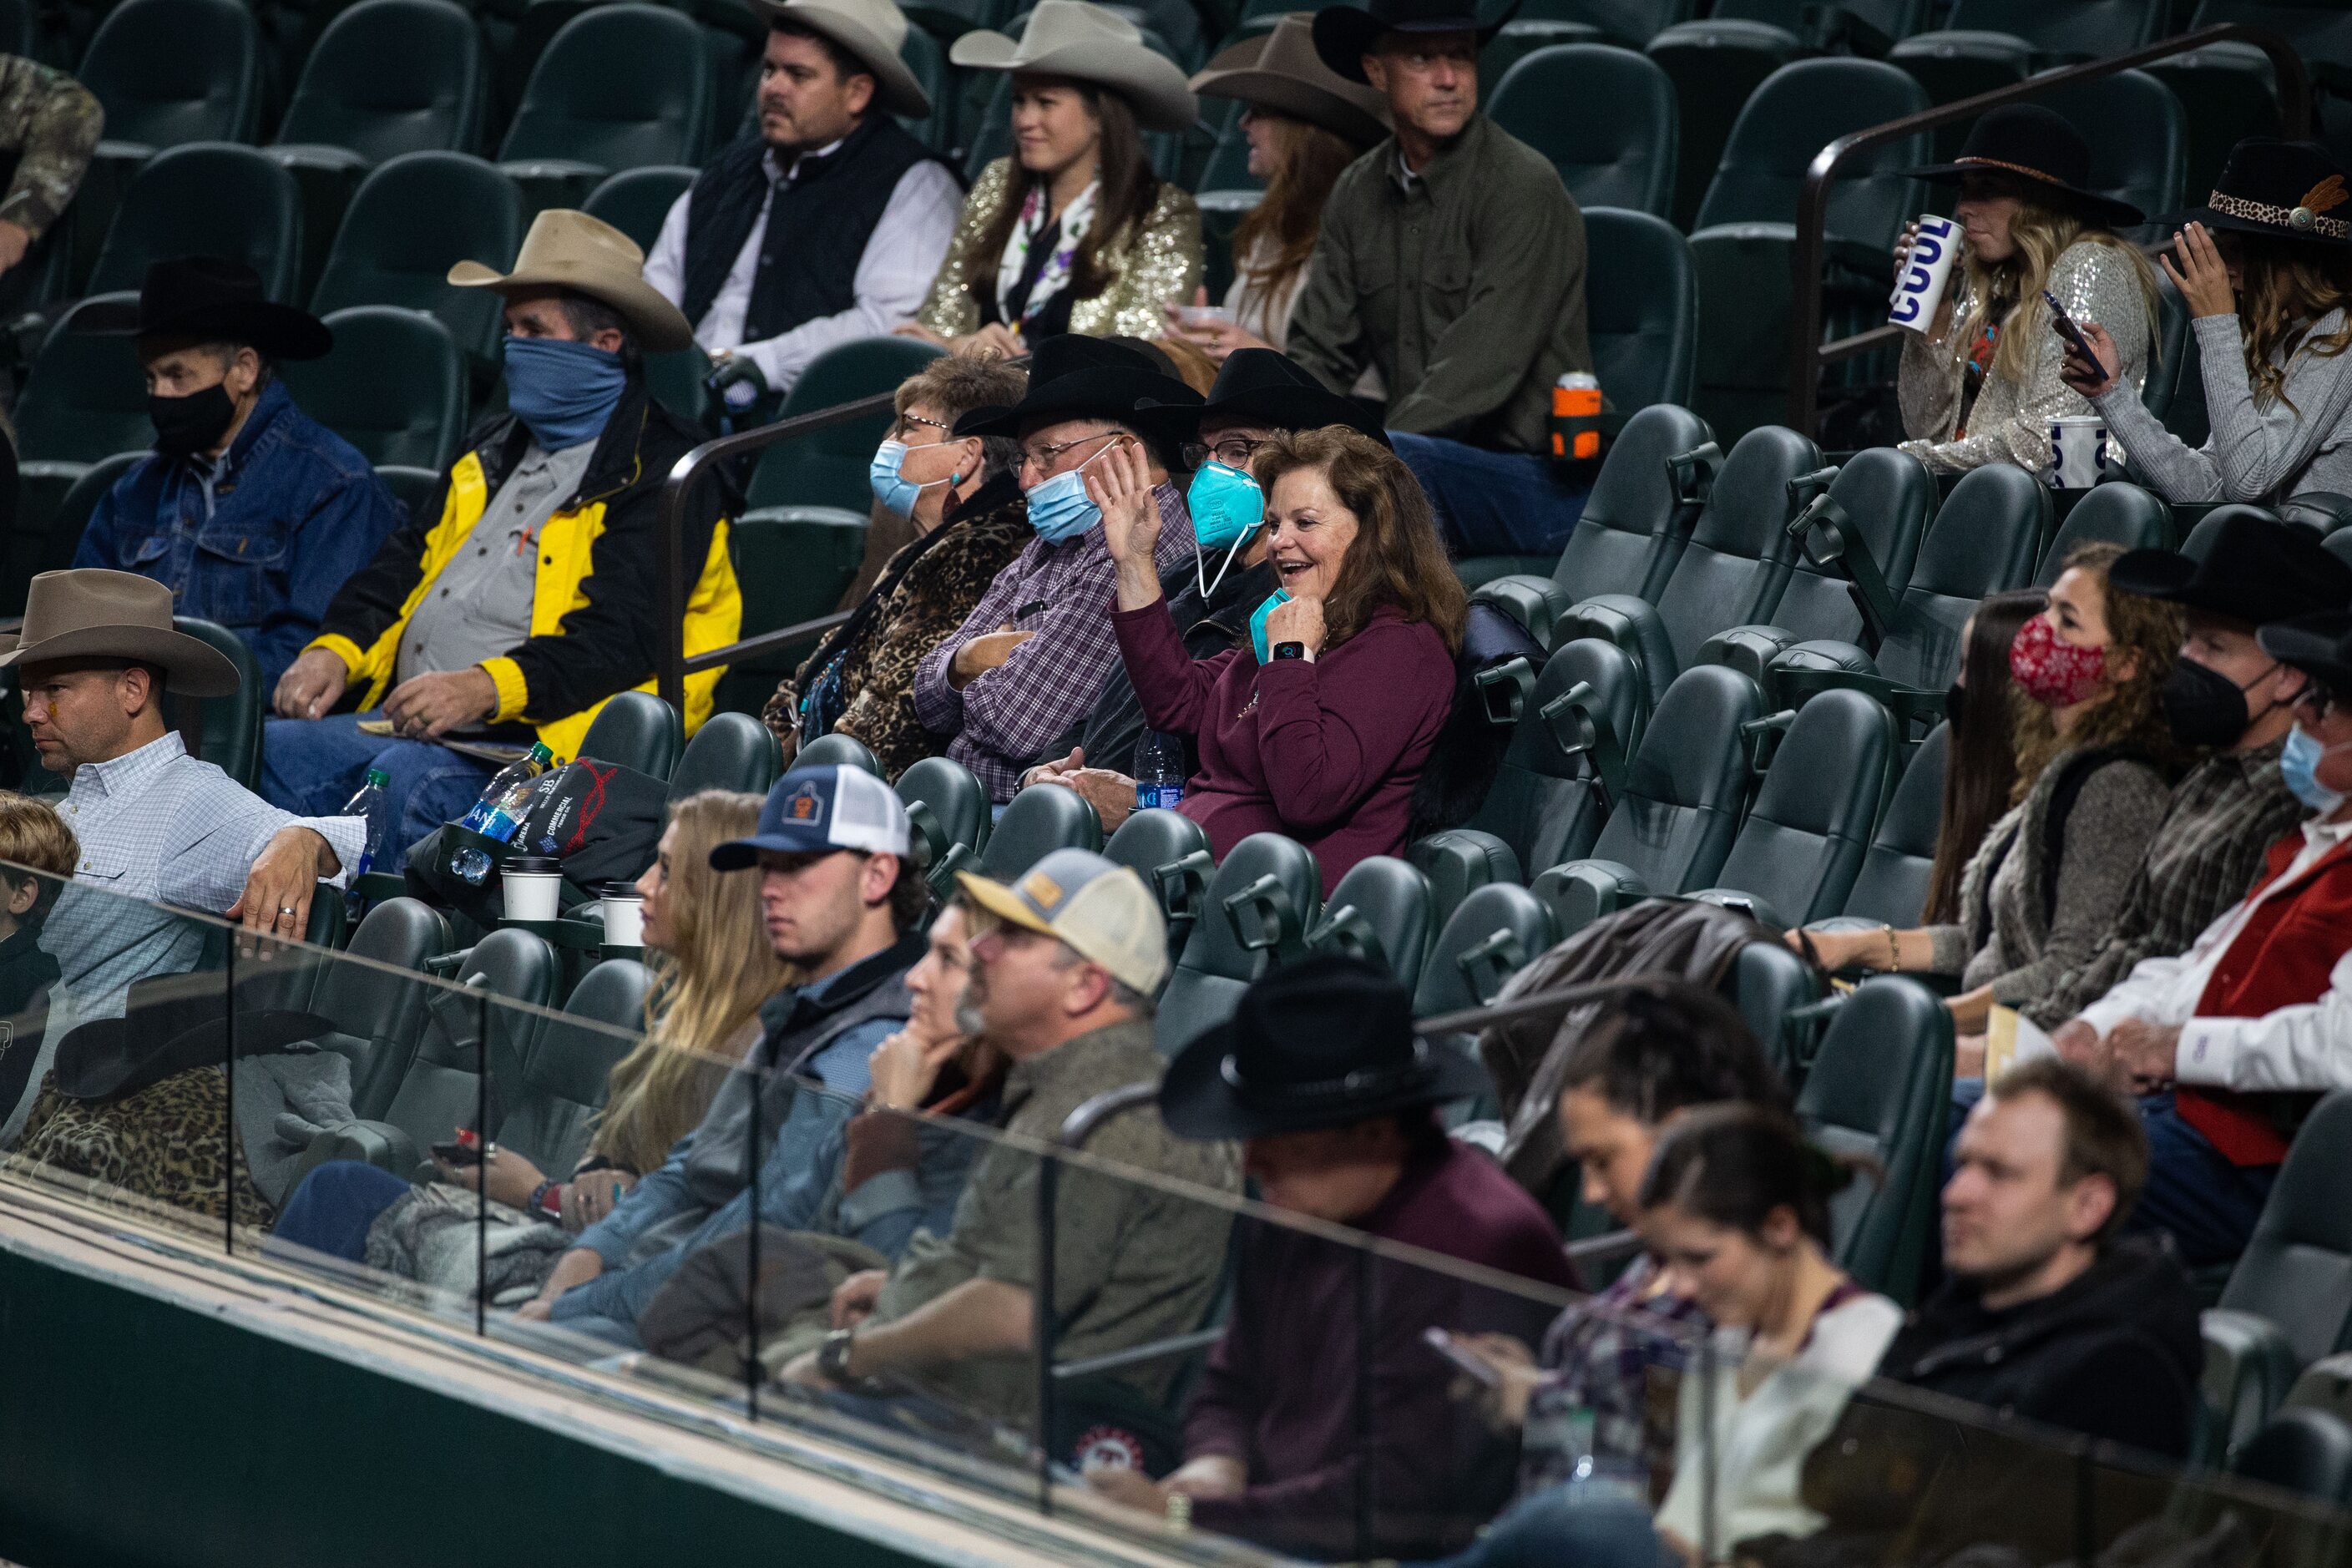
1135, 731, 1185, 812
340, 766, 391, 878
450, 742, 556, 884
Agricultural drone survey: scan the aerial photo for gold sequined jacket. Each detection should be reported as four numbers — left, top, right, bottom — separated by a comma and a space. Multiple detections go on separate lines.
1898, 238, 2153, 474
913, 157, 1204, 340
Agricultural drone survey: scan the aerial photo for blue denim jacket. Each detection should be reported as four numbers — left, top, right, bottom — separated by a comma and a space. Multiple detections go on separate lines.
73, 380, 402, 690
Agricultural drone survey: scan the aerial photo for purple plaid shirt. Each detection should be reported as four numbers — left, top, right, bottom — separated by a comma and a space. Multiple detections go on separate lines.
1520, 1254, 1709, 1497
913, 482, 1194, 800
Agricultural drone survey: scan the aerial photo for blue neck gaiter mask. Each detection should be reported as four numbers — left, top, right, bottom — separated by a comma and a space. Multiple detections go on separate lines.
503, 336, 628, 451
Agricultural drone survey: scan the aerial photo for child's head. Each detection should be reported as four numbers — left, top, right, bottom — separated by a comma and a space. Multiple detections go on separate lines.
0, 792, 78, 928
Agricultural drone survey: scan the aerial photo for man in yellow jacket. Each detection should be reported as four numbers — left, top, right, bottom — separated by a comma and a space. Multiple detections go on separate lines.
259, 211, 740, 868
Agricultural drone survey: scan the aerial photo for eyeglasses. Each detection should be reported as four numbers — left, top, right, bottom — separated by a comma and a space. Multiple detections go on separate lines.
1019, 430, 1122, 472
2293, 685, 2349, 726
1181, 437, 1265, 471
897, 411, 952, 438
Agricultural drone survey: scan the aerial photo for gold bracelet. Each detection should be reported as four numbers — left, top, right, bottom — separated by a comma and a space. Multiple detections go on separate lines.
1165, 1491, 1192, 1531
1884, 926, 1899, 972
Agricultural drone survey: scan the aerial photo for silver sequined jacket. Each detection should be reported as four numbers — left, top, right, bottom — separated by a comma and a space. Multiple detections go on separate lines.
913, 157, 1204, 341
1897, 238, 2152, 474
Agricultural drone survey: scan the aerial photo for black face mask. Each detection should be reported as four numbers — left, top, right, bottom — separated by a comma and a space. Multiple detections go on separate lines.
149, 382, 237, 458
2162, 657, 2273, 749
1945, 680, 1966, 728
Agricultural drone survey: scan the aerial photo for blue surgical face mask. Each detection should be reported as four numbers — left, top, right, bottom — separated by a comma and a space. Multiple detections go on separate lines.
1023, 439, 1122, 544
1249, 588, 1292, 665
1186, 461, 1265, 599
502, 336, 628, 451
2283, 722, 2350, 814
870, 438, 956, 518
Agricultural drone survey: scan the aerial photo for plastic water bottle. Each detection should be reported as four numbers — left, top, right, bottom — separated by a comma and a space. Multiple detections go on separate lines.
450, 742, 556, 884
340, 766, 391, 878
1135, 731, 1185, 812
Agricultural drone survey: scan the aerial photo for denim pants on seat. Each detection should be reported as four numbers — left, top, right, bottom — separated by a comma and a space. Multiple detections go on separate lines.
1416, 1490, 1674, 1568
2125, 1090, 2279, 1268
1389, 432, 1592, 558
260, 713, 498, 872
267, 1159, 412, 1262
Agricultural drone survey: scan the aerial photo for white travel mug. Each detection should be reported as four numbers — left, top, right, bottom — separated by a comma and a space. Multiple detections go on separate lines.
2048, 414, 2112, 490
1889, 215, 1961, 333
599, 882, 645, 949
501, 855, 564, 923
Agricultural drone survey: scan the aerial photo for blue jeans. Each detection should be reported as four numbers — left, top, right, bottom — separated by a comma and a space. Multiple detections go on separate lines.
268, 1159, 412, 1262
1419, 1490, 1670, 1568
2126, 1091, 2279, 1268
260, 712, 496, 872
1390, 432, 1592, 559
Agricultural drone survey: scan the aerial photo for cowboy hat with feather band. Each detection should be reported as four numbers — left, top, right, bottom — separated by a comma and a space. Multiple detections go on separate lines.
1311, 0, 1512, 87
0, 569, 240, 695
1907, 104, 2143, 230
746, 0, 933, 119
949, 0, 1197, 134
1191, 14, 1389, 148
448, 210, 695, 353
73, 256, 334, 361
2163, 138, 2352, 250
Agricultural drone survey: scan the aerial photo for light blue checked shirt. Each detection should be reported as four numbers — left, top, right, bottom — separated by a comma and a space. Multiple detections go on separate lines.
40, 731, 366, 1016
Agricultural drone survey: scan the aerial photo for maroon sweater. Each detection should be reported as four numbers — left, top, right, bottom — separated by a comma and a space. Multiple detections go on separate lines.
1183, 1141, 1575, 1560
1110, 598, 1454, 895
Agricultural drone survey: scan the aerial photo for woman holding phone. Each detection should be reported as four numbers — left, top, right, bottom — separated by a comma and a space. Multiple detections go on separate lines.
1894, 104, 2159, 476
2061, 138, 2352, 503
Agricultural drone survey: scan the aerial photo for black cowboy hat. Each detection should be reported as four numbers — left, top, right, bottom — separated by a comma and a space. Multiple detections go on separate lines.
1160, 953, 1490, 1141
2260, 609, 2352, 695
1909, 104, 2144, 230
73, 256, 334, 361
953, 334, 1202, 439
2110, 511, 2352, 627
2164, 138, 2352, 250
1133, 347, 1392, 453
52, 970, 336, 1103
1311, 0, 1515, 86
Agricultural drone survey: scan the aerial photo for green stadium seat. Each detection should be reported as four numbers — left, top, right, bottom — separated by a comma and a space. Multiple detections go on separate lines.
1728, 935, 1821, 1083
15, 295, 150, 465
311, 153, 525, 374
280, 306, 468, 472
374, 464, 446, 528
792, 731, 883, 775
495, 958, 651, 1174
269, 0, 488, 169
898, 23, 954, 149
1748, 446, 1935, 657
2206, 1309, 2303, 1466
717, 504, 868, 717
170, 615, 263, 788
976, 783, 1102, 880
499, 5, 717, 210
1489, 46, 1676, 218
2229, 1408, 2352, 1508
78, 0, 262, 152
1585, 208, 1698, 413
1833, 720, 1947, 928
896, 755, 991, 893
1102, 806, 1211, 953
2213, 1091, 2352, 1371
296, 895, 453, 1116
1798, 974, 1952, 1302
1412, 882, 1555, 1019
743, 336, 945, 514
2031, 68, 2186, 236
2147, 3, 2352, 200
4, 451, 143, 617
1692, 686, 1894, 926
669, 711, 781, 799
583, 164, 695, 252
2035, 482, 2171, 585
1155, 832, 1323, 1055
1890, 0, 2167, 134
577, 690, 685, 778
1307, 854, 1434, 994
1501, 0, 1694, 48
88, 143, 302, 304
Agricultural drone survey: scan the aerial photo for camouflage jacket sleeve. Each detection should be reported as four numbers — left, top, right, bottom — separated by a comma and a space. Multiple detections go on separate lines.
0, 56, 100, 240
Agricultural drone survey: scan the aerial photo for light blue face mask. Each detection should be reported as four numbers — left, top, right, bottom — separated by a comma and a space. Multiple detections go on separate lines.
1024, 440, 1121, 544
1249, 588, 1292, 665
869, 438, 956, 518
1186, 461, 1265, 599
2283, 722, 2351, 814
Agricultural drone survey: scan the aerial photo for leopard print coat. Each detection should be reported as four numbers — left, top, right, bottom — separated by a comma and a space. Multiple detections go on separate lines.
13, 1064, 274, 1230
765, 477, 1031, 781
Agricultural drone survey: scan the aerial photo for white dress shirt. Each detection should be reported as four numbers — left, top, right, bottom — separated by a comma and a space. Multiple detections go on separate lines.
2080, 813, 2352, 1090
641, 141, 961, 402
40, 731, 366, 1015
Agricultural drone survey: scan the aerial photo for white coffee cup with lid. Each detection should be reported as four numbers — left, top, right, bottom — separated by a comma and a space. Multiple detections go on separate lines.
599, 882, 645, 949
2048, 415, 2112, 490
501, 856, 564, 923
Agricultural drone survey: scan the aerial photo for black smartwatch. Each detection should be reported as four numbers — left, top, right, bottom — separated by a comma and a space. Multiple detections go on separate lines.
817, 1327, 861, 1383
1271, 641, 1308, 661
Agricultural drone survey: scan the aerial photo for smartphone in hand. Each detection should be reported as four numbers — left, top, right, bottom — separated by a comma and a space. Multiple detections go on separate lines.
1424, 1326, 1502, 1388
2043, 290, 2100, 364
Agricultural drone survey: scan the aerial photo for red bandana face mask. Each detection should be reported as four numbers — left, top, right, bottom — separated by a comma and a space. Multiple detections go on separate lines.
2009, 612, 2107, 708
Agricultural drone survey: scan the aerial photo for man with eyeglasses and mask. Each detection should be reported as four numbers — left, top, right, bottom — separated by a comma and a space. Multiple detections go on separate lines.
2054, 574, 2352, 1267
911, 336, 1200, 803
1015, 349, 1388, 830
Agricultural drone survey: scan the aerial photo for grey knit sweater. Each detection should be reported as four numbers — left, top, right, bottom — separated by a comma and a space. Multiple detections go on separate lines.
1925, 749, 2172, 1005
2096, 310, 2352, 503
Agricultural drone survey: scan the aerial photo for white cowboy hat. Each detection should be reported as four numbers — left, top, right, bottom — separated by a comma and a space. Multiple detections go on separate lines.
448, 209, 695, 354
747, 0, 933, 119
950, 0, 1197, 134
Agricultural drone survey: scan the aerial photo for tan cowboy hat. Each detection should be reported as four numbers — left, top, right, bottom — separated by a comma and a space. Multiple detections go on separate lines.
0, 570, 240, 696
448, 210, 695, 354
1190, 14, 1388, 148
746, 0, 933, 119
950, 0, 1197, 134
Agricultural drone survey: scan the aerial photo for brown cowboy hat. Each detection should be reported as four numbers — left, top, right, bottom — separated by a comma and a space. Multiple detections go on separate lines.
448, 210, 695, 353
0, 569, 240, 695
1190, 15, 1388, 148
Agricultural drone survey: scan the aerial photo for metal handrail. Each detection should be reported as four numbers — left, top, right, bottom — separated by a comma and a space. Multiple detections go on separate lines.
1787, 23, 2313, 436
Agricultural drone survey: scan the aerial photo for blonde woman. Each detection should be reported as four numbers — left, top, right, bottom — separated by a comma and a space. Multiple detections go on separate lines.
2064, 139, 2352, 503
270, 791, 787, 1293
898, 1, 1202, 356
1894, 104, 2159, 476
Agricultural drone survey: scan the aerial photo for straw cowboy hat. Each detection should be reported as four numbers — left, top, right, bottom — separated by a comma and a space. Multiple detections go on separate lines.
0, 569, 240, 696
949, 0, 1197, 134
1190, 13, 1388, 148
747, 0, 933, 119
448, 210, 695, 353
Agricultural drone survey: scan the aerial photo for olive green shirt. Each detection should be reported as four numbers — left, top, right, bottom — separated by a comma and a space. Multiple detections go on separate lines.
871, 1016, 1239, 1424
1287, 114, 1592, 456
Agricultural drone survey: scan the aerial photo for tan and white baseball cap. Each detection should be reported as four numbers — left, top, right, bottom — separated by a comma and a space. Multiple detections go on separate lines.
956, 847, 1169, 996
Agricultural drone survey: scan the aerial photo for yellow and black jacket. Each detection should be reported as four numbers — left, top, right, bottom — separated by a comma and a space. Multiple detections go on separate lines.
305, 380, 740, 761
